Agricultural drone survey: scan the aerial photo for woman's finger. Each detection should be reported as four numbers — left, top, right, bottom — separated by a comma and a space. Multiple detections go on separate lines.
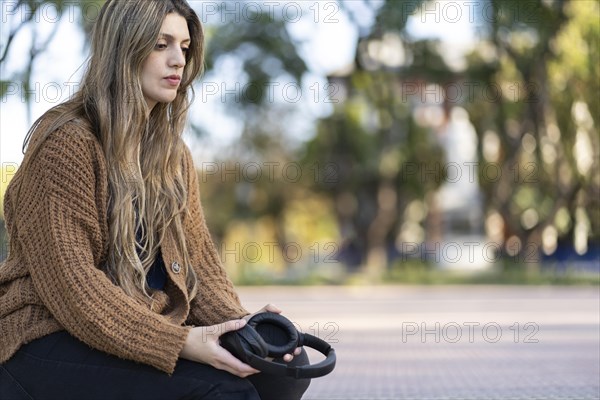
215, 346, 260, 376
245, 304, 282, 322
283, 347, 302, 362
262, 303, 282, 314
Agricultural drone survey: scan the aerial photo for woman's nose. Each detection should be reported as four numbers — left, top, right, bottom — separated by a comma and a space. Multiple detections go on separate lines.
170, 48, 186, 68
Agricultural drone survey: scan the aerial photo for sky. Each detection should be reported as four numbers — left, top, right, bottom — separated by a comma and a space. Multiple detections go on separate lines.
0, 0, 478, 166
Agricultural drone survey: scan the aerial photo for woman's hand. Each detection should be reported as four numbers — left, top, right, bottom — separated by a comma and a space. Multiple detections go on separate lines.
245, 303, 302, 363
179, 319, 260, 378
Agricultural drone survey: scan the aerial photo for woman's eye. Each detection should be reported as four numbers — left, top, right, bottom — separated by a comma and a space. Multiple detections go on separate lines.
182, 48, 189, 54
155, 43, 167, 50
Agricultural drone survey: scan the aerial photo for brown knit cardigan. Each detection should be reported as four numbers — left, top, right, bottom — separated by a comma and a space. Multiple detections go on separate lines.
0, 118, 249, 374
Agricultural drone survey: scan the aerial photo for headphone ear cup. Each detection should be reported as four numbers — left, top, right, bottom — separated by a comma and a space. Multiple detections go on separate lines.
221, 325, 269, 361
249, 312, 299, 358
238, 325, 270, 357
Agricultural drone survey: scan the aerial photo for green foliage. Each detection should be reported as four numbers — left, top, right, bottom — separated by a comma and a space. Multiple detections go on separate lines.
0, 81, 12, 98
0, 0, 106, 105
204, 8, 307, 108
384, 259, 600, 286
371, 0, 422, 34
202, 0, 599, 273
2, 0, 597, 277
462, 0, 599, 260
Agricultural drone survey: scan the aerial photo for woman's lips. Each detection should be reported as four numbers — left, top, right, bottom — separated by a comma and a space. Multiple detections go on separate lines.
164, 76, 181, 86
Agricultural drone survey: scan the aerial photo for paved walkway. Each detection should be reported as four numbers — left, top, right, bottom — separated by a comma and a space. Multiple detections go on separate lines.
237, 285, 600, 400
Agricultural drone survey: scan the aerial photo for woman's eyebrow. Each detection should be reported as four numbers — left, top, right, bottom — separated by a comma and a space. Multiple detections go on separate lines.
158, 33, 191, 43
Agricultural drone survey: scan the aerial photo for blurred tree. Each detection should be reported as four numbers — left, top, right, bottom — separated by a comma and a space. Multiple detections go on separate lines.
0, 0, 313, 268
3, 0, 598, 275
463, 0, 599, 264
0, 0, 104, 121
301, 0, 451, 273
1, 0, 104, 261
198, 5, 311, 264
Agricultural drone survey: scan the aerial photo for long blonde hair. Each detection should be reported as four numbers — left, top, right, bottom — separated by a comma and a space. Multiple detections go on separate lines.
13, 0, 203, 300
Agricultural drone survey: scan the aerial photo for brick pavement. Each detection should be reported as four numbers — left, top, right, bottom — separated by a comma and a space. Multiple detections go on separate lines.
237, 285, 600, 400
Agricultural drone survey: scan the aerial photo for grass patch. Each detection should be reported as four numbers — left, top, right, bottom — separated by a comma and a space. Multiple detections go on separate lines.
383, 259, 600, 286
232, 259, 600, 286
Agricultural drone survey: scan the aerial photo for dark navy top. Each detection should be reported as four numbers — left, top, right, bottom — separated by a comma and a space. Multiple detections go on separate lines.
146, 248, 167, 290
135, 223, 167, 291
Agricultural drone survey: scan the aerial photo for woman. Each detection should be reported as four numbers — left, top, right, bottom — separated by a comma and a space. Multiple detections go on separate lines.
0, 1, 310, 399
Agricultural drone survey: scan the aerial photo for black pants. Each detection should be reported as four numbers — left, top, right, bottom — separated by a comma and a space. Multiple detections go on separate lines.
0, 331, 310, 400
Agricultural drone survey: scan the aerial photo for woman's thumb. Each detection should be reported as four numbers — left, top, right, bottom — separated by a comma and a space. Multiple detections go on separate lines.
219, 319, 247, 335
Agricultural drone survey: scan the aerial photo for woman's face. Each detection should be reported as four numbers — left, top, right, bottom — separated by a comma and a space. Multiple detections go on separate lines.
141, 13, 190, 110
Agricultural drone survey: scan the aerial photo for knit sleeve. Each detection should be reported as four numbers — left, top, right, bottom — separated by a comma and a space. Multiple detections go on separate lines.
182, 145, 250, 326
15, 126, 190, 375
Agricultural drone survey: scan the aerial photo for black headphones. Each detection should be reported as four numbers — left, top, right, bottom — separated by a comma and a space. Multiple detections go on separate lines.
220, 312, 336, 379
